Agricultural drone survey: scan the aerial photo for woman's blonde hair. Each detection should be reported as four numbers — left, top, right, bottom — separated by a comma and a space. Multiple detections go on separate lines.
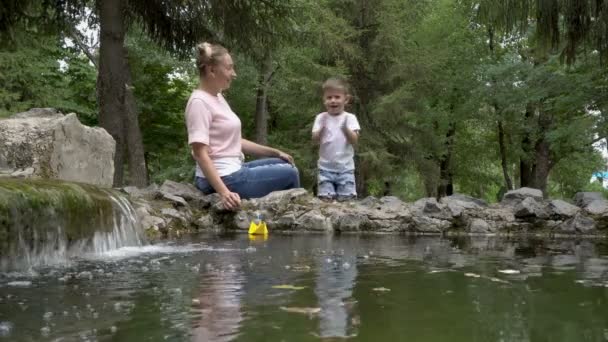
196, 42, 228, 75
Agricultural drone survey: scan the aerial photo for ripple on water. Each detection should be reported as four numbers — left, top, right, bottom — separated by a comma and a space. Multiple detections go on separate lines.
82, 243, 243, 261
5, 281, 32, 288
0, 321, 13, 337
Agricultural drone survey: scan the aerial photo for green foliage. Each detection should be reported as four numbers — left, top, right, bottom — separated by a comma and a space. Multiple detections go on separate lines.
0, 24, 97, 120
2, 0, 607, 202
548, 149, 605, 199
125, 29, 197, 183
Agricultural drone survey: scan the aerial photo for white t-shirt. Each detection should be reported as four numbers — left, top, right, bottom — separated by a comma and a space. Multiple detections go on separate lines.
312, 111, 360, 172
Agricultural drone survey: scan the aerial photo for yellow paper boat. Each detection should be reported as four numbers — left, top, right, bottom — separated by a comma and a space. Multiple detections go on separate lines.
248, 220, 268, 235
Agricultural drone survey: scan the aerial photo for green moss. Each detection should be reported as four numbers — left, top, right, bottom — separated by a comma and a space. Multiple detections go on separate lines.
145, 227, 161, 241
0, 178, 123, 253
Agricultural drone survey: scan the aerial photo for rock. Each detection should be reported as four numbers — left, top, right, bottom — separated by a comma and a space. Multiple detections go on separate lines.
501, 187, 543, 206
413, 197, 441, 213
333, 212, 372, 232
355, 198, 411, 221
468, 218, 492, 233
476, 208, 515, 222
557, 213, 596, 233
295, 210, 332, 231
267, 212, 298, 230
134, 202, 152, 218
160, 192, 188, 207
548, 200, 580, 219
441, 194, 486, 218
248, 188, 311, 212
141, 215, 166, 231
513, 197, 548, 219
583, 199, 608, 216
160, 208, 190, 227
410, 216, 450, 233
195, 215, 214, 229
574, 192, 604, 208
444, 193, 488, 207
159, 180, 202, 200
233, 211, 251, 230
412, 198, 451, 220
358, 196, 379, 208
378, 196, 405, 210
121, 184, 161, 200
0, 108, 115, 187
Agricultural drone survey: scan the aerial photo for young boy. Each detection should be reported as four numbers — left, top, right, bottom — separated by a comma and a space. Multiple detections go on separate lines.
312, 77, 361, 201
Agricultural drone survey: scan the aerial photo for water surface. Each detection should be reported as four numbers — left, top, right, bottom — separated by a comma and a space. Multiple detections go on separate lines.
1, 234, 608, 341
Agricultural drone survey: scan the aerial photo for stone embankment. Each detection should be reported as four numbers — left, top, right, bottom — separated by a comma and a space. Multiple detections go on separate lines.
127, 181, 607, 238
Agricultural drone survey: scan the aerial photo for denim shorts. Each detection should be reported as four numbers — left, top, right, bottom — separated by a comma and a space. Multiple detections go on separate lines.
317, 169, 356, 200
195, 158, 300, 199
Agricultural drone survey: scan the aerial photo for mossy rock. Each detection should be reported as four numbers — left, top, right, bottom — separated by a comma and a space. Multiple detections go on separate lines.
0, 178, 124, 258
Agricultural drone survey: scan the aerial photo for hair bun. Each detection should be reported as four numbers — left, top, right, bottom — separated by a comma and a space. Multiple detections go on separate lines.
197, 42, 213, 58
195, 42, 228, 75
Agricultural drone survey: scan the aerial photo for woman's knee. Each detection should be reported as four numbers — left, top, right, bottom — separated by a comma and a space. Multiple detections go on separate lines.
287, 166, 300, 188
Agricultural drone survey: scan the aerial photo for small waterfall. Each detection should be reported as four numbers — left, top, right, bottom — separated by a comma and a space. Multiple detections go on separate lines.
0, 179, 146, 271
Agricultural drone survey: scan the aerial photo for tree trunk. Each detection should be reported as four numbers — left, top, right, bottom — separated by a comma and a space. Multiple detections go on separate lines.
123, 49, 148, 187
497, 120, 513, 190
437, 122, 455, 198
423, 168, 438, 198
355, 154, 368, 197
520, 103, 534, 188
254, 51, 273, 145
98, 0, 127, 186
349, 0, 376, 196
531, 107, 553, 196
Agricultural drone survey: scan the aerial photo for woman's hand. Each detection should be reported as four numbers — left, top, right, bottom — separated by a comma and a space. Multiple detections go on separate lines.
276, 150, 295, 165
220, 190, 241, 210
241, 139, 296, 165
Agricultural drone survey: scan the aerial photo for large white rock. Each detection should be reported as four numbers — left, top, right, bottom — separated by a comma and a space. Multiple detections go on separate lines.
0, 108, 115, 187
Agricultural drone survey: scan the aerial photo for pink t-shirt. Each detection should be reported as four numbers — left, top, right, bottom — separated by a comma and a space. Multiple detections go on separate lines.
185, 90, 243, 178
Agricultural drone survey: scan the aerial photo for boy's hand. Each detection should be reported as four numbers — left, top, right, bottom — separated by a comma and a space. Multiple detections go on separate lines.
341, 117, 350, 133
312, 114, 327, 143
319, 114, 328, 131
341, 117, 359, 145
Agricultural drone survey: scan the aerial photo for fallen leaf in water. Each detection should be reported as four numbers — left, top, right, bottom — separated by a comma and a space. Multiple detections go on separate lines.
498, 269, 520, 274
429, 269, 447, 274
272, 284, 306, 290
464, 273, 481, 278
279, 306, 321, 314
489, 277, 509, 284
291, 265, 311, 272
372, 287, 391, 292
310, 331, 358, 339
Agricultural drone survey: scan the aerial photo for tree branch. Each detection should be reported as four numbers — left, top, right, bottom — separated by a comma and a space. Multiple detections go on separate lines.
68, 24, 98, 69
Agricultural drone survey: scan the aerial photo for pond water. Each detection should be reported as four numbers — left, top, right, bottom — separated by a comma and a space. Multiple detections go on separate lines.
1, 234, 608, 342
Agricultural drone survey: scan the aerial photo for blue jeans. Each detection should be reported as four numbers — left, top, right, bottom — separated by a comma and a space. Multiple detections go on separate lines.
195, 158, 300, 199
317, 169, 357, 200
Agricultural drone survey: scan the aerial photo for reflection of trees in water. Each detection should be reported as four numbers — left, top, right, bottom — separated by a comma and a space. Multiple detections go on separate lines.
349, 235, 608, 341
442, 237, 608, 341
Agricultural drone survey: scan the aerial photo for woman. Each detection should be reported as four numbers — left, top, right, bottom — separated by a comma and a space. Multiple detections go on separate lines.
186, 42, 300, 210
